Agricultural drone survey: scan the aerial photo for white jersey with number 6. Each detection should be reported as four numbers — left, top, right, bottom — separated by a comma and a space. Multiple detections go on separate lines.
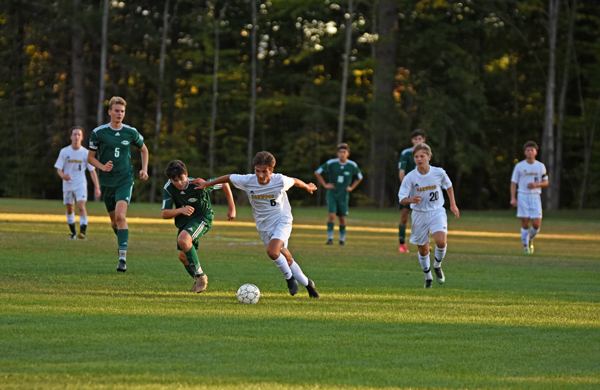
511, 160, 548, 194
398, 166, 452, 212
229, 173, 295, 232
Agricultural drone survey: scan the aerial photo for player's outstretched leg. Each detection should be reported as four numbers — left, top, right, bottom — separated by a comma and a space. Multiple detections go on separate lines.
306, 279, 320, 298
433, 245, 447, 284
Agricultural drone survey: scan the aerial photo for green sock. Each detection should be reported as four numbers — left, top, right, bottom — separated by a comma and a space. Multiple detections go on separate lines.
184, 264, 196, 278
327, 222, 334, 240
399, 225, 406, 244
117, 229, 129, 251
184, 247, 201, 274
113, 227, 118, 236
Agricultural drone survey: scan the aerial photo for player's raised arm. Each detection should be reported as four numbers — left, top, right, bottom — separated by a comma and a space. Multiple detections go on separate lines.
221, 182, 237, 221
192, 174, 232, 190
445, 186, 459, 218
87, 150, 113, 172
293, 178, 317, 194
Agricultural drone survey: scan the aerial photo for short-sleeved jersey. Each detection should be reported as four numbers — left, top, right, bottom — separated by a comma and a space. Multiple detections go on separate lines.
398, 147, 417, 173
89, 123, 144, 187
229, 173, 295, 232
511, 160, 548, 194
398, 166, 453, 212
162, 177, 220, 229
315, 159, 363, 199
54, 145, 96, 191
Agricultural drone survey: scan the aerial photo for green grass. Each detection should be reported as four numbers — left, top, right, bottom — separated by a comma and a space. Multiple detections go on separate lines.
0, 198, 599, 389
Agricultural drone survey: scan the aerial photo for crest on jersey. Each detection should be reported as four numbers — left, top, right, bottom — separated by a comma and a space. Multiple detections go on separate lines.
188, 198, 198, 203
121, 140, 130, 145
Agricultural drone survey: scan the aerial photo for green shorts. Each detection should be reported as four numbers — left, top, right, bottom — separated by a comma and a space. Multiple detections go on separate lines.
102, 179, 134, 213
177, 218, 212, 251
327, 192, 349, 216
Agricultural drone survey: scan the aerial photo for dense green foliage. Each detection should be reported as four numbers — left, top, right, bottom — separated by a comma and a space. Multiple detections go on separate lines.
1, 199, 599, 389
1, 0, 599, 208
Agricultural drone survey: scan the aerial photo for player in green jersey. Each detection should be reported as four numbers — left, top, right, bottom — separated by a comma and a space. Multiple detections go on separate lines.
398, 129, 426, 253
314, 143, 363, 245
162, 160, 236, 293
88, 96, 149, 272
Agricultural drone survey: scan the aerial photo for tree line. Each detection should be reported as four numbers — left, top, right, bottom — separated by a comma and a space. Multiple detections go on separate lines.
1, 0, 599, 209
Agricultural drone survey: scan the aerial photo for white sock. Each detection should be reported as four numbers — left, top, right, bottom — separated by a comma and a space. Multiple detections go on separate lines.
529, 227, 540, 240
418, 253, 432, 280
272, 254, 293, 279
521, 228, 529, 248
119, 250, 127, 261
289, 260, 309, 286
66, 213, 75, 224
434, 246, 446, 268
80, 216, 88, 225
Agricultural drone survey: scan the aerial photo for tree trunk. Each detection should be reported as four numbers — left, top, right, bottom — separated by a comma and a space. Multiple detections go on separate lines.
552, 0, 577, 210
72, 0, 87, 131
370, 0, 398, 207
580, 96, 600, 209
337, 0, 353, 144
247, 0, 258, 174
150, 0, 171, 203
96, 0, 109, 127
541, 0, 560, 209
210, 4, 226, 178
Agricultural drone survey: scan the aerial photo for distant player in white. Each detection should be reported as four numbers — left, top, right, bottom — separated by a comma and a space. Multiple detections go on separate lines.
54, 126, 101, 239
191, 151, 320, 298
510, 141, 548, 254
398, 143, 459, 288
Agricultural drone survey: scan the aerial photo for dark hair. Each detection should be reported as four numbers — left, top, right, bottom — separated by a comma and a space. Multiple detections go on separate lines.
337, 143, 350, 152
411, 129, 426, 139
524, 141, 539, 151
69, 126, 84, 136
253, 151, 276, 168
165, 160, 188, 179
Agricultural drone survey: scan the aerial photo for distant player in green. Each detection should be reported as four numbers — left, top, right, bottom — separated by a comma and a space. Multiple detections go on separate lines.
162, 160, 236, 293
88, 96, 149, 273
398, 129, 426, 253
314, 143, 363, 245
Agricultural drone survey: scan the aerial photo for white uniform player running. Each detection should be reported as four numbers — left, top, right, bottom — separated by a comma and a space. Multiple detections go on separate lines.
54, 126, 101, 239
398, 143, 459, 288
191, 151, 320, 298
510, 141, 548, 254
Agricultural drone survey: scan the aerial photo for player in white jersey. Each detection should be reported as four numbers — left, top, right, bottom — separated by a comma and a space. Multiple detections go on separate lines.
510, 141, 548, 254
398, 143, 459, 288
54, 126, 101, 239
191, 151, 320, 298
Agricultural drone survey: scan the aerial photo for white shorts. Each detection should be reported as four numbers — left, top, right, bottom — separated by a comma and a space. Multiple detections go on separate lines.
63, 187, 88, 205
517, 193, 543, 219
409, 208, 448, 246
258, 222, 292, 248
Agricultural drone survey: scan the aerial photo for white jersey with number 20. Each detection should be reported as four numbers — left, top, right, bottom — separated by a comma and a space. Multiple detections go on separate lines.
229, 173, 295, 232
398, 166, 452, 212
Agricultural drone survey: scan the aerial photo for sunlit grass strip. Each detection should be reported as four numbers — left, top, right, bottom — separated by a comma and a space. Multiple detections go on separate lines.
2, 213, 598, 241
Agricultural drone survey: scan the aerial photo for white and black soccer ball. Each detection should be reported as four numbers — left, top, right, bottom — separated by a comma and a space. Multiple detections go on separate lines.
237, 283, 260, 304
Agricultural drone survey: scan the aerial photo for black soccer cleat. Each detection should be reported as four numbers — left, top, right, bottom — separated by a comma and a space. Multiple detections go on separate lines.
69, 233, 77, 240
286, 276, 299, 295
424, 279, 433, 288
306, 279, 320, 298
433, 267, 445, 284
325, 239, 333, 245
117, 259, 127, 272
339, 240, 345, 246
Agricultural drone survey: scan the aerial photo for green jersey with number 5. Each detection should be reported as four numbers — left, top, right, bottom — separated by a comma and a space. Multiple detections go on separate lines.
316, 158, 363, 200
89, 124, 145, 187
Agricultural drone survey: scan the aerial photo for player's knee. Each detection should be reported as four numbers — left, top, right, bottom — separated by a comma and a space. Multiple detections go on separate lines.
267, 248, 280, 260
178, 236, 191, 251
115, 212, 126, 223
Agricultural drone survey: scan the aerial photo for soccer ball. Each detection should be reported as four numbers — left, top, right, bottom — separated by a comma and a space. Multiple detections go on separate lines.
237, 283, 260, 304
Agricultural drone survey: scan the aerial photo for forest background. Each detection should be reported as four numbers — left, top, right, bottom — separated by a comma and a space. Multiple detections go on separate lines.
1, 0, 599, 210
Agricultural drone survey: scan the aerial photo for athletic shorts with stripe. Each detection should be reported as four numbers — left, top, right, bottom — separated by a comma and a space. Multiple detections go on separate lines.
101, 177, 134, 213
177, 218, 212, 250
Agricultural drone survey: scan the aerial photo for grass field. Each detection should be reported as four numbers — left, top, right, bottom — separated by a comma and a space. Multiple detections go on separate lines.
1, 198, 599, 389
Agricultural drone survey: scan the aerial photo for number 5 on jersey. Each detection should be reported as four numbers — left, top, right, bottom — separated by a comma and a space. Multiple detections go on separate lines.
115, 147, 120, 158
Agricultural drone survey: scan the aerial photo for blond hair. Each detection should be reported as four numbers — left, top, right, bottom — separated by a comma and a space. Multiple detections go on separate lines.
412, 142, 431, 156
109, 96, 127, 109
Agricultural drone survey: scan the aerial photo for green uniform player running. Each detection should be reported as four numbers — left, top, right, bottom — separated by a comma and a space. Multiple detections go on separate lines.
398, 129, 426, 253
314, 143, 363, 245
88, 96, 149, 272
162, 160, 236, 293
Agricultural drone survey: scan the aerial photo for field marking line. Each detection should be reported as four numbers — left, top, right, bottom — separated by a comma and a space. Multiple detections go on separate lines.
1, 213, 597, 241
